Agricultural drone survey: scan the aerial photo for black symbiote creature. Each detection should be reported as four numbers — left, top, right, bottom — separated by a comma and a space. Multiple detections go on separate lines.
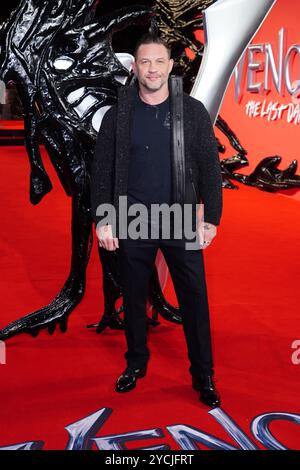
0, 0, 181, 341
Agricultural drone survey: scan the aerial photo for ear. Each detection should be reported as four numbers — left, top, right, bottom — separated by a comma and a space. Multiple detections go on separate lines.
132, 60, 137, 75
168, 58, 174, 73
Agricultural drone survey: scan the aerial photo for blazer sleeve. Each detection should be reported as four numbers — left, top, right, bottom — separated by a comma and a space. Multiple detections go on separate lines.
90, 106, 116, 228
196, 102, 223, 226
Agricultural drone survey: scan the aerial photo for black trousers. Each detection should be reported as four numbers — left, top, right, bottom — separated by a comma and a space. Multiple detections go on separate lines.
119, 235, 214, 377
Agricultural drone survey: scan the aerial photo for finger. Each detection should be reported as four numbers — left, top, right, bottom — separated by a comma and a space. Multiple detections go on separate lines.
107, 239, 116, 251
104, 239, 111, 250
198, 228, 204, 246
114, 238, 119, 249
103, 239, 110, 250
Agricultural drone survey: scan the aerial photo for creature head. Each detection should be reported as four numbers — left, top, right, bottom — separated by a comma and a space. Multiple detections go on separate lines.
0, 0, 100, 84
0, 0, 152, 137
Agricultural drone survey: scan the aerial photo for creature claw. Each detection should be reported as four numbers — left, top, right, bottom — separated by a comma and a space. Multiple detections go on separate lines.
95, 321, 108, 334
281, 160, 297, 179
89, 309, 124, 334
146, 309, 160, 328
59, 317, 68, 333
29, 167, 53, 205
156, 306, 182, 324
29, 327, 40, 338
48, 322, 56, 335
0, 276, 84, 340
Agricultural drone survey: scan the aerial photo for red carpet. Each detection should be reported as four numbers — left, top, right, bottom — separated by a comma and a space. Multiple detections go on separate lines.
0, 120, 24, 130
0, 146, 300, 450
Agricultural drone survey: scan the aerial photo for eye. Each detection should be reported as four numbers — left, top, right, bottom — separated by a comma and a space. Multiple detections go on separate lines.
53, 56, 74, 71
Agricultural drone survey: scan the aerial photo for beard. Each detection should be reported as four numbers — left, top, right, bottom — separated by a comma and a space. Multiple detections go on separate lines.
139, 75, 166, 92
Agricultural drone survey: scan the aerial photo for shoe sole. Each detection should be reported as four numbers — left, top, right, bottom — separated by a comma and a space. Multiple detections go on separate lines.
115, 382, 136, 393
200, 397, 221, 408
192, 381, 221, 408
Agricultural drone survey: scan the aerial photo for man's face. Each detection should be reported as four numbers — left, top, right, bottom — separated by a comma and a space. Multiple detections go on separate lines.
133, 43, 173, 92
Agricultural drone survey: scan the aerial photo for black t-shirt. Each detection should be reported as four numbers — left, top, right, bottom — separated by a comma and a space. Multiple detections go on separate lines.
127, 93, 172, 210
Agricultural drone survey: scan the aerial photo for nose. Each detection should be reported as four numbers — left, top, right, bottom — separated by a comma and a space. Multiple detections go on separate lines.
148, 61, 157, 73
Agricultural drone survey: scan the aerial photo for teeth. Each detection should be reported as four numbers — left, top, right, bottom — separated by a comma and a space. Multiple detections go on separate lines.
116, 52, 134, 71
114, 76, 127, 85
92, 106, 112, 132
114, 53, 134, 85
64, 52, 133, 131
67, 87, 85, 104
73, 95, 98, 117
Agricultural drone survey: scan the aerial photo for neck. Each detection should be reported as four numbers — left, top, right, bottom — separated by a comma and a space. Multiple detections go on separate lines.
138, 84, 169, 105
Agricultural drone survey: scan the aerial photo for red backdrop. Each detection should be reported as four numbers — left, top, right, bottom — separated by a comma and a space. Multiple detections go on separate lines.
215, 0, 300, 201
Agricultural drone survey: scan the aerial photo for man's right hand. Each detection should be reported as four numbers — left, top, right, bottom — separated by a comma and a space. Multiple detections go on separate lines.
96, 224, 119, 251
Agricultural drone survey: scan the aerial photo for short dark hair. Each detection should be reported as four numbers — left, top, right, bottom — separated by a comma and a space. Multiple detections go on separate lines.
134, 33, 171, 59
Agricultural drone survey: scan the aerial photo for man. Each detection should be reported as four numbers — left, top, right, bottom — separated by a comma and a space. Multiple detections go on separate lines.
90, 33, 223, 408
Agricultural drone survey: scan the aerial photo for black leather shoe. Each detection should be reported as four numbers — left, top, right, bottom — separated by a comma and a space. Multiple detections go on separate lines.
115, 367, 147, 393
192, 375, 221, 408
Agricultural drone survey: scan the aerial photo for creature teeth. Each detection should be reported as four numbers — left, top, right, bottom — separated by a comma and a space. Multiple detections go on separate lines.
67, 87, 85, 104
91, 106, 112, 132
73, 94, 98, 117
